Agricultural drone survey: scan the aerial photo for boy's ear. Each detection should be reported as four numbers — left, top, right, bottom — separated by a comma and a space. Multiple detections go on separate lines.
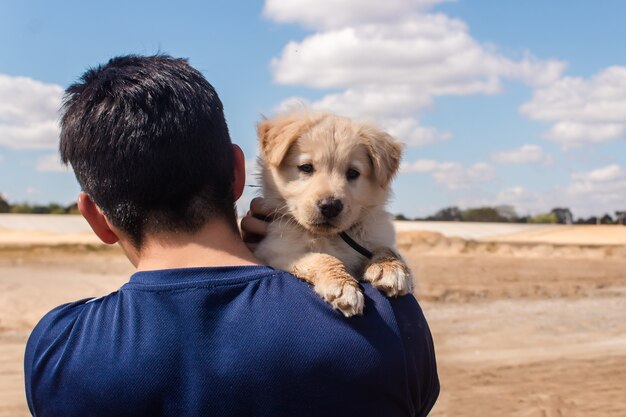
77, 193, 119, 244
231, 144, 246, 201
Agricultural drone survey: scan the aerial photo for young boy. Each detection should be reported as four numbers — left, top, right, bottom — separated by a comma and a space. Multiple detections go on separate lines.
24, 54, 439, 416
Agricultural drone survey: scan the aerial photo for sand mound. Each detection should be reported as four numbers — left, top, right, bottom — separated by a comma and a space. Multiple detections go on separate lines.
397, 230, 626, 260
0, 229, 102, 247
488, 224, 626, 245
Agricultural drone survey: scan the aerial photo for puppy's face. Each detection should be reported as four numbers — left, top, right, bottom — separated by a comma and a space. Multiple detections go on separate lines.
258, 113, 402, 236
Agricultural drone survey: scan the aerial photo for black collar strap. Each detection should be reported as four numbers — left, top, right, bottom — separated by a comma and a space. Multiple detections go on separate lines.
338, 231, 373, 259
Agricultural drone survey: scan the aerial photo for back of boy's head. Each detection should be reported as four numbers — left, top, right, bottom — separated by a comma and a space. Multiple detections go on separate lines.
60, 54, 235, 247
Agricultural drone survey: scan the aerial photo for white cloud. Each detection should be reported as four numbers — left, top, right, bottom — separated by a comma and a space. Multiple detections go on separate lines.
237, 157, 263, 216
491, 144, 553, 165
245, 157, 261, 186
267, 1, 566, 150
36, 153, 70, 173
560, 164, 626, 215
306, 88, 434, 118
443, 165, 626, 218
274, 95, 449, 147
263, 0, 445, 29
0, 74, 63, 149
544, 122, 625, 145
568, 164, 626, 193
496, 186, 535, 202
272, 97, 313, 114
400, 159, 441, 173
401, 159, 495, 189
572, 164, 623, 183
492, 165, 626, 217
454, 185, 545, 216
385, 117, 452, 147
26, 187, 39, 195
493, 186, 546, 215
270, 16, 565, 93
520, 66, 626, 148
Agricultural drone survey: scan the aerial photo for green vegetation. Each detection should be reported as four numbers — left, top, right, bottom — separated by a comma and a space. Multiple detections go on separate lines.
397, 205, 626, 225
0, 195, 79, 215
528, 213, 557, 224
1, 193, 624, 224
0, 195, 9, 213
462, 207, 512, 223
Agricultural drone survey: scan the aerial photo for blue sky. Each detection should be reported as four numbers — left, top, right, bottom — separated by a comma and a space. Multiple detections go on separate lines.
1, 0, 625, 219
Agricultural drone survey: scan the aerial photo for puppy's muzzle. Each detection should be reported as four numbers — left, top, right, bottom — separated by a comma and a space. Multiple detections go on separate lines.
318, 198, 343, 219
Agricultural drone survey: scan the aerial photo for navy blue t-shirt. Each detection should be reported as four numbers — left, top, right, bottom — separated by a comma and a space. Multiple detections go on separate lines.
25, 266, 439, 416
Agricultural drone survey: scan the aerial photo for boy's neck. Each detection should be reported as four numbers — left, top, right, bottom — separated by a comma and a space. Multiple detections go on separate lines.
121, 220, 262, 271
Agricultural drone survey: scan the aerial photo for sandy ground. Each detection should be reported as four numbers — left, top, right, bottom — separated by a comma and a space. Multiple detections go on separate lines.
404, 247, 626, 416
5, 213, 625, 243
1, 224, 625, 416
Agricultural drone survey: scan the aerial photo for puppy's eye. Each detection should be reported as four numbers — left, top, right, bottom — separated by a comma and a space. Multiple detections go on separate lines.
346, 168, 360, 180
298, 164, 314, 174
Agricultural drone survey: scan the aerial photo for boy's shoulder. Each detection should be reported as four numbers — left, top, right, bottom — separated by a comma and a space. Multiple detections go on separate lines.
25, 266, 439, 416
25, 266, 433, 371
25, 265, 434, 368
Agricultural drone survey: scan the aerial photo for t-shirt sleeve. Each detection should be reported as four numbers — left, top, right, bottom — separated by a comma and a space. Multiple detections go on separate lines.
24, 298, 93, 416
388, 295, 440, 416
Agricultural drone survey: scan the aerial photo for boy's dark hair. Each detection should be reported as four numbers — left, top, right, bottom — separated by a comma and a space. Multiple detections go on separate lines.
60, 54, 235, 247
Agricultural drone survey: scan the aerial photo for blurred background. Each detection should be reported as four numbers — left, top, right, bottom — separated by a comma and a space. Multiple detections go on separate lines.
1, 1, 625, 416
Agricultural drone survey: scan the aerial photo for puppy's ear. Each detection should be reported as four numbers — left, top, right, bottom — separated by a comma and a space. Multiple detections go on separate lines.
257, 114, 323, 166
360, 124, 403, 188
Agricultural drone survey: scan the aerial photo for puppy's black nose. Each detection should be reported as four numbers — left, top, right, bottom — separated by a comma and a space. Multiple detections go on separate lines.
318, 198, 343, 219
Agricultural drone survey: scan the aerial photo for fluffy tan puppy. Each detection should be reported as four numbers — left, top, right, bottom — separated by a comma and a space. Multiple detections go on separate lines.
254, 111, 413, 317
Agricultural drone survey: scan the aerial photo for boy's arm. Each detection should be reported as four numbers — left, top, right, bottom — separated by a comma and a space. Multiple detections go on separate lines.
24, 299, 92, 416
388, 295, 440, 416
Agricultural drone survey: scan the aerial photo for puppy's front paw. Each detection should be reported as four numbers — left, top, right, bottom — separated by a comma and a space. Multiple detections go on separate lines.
364, 248, 413, 297
315, 276, 364, 317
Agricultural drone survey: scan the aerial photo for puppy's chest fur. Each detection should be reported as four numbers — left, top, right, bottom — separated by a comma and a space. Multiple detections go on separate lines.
254, 207, 414, 318
297, 226, 368, 276
255, 209, 395, 278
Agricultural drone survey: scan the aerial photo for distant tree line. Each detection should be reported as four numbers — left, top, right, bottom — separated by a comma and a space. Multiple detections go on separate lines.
0, 195, 79, 214
2, 193, 625, 225
396, 205, 626, 225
